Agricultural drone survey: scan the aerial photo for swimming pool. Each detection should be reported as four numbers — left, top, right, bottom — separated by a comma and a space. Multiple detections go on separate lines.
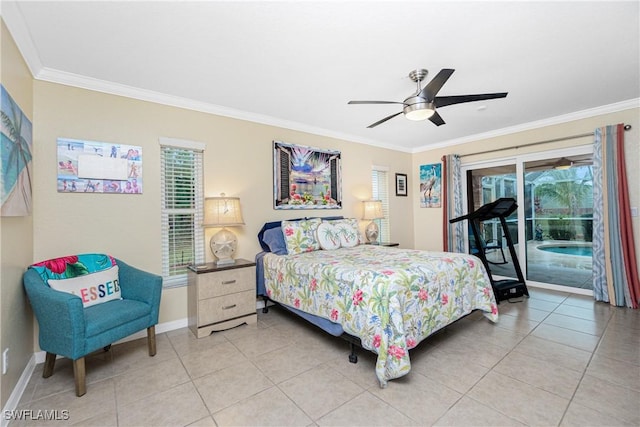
537, 244, 592, 257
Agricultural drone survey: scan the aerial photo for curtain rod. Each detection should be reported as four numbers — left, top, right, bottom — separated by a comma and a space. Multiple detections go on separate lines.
460, 124, 632, 158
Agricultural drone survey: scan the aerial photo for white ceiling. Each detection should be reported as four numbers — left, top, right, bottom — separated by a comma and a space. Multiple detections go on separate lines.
3, 1, 639, 153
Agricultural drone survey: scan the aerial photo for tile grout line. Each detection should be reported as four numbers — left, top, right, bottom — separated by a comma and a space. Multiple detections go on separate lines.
555, 301, 615, 427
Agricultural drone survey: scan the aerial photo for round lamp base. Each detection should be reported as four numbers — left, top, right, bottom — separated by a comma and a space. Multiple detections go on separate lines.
365, 221, 379, 243
210, 228, 237, 265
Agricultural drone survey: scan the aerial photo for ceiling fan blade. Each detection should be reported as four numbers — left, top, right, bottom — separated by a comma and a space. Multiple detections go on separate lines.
348, 100, 404, 105
367, 111, 403, 128
435, 92, 508, 108
420, 69, 455, 100
428, 111, 446, 126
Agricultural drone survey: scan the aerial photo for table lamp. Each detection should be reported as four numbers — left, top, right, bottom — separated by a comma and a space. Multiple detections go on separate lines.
362, 200, 383, 243
203, 194, 245, 265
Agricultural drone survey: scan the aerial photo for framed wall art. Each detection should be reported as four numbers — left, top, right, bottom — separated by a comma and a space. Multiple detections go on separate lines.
57, 137, 143, 194
419, 163, 442, 208
395, 173, 407, 196
1, 84, 33, 216
273, 140, 342, 210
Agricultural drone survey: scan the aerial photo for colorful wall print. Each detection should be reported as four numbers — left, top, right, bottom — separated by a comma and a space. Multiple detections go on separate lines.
57, 138, 143, 194
420, 163, 442, 208
273, 141, 342, 209
1, 84, 33, 216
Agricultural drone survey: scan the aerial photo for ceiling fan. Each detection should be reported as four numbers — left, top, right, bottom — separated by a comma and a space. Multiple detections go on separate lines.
540, 156, 592, 170
348, 68, 508, 128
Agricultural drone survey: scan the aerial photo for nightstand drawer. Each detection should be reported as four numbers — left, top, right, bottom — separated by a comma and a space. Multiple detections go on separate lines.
198, 290, 256, 325
198, 268, 255, 300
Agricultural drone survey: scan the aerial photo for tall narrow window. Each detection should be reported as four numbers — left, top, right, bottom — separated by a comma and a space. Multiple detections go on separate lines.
160, 139, 205, 287
372, 166, 391, 242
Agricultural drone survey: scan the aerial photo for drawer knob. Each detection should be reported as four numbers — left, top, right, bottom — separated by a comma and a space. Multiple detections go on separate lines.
222, 304, 237, 310
221, 280, 236, 285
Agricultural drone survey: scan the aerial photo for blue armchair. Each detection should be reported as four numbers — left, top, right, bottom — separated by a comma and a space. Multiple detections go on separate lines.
23, 255, 162, 396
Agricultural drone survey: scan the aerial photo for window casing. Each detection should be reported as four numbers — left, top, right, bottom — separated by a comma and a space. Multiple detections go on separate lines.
371, 166, 391, 242
160, 141, 204, 287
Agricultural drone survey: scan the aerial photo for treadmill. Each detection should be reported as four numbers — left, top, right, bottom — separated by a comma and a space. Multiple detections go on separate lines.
450, 197, 529, 303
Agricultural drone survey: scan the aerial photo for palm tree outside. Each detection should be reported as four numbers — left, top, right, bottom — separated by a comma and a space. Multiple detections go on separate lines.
532, 166, 593, 242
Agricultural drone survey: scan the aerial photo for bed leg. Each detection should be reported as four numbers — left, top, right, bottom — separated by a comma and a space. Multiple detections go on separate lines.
348, 342, 358, 363
262, 296, 269, 313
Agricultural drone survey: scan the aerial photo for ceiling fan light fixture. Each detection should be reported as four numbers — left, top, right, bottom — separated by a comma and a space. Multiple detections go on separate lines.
403, 99, 435, 121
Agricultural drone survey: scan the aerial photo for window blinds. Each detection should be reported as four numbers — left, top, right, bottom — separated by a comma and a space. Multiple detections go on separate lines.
372, 167, 391, 242
160, 145, 204, 287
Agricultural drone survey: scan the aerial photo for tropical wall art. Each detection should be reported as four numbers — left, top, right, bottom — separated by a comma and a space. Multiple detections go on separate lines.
57, 137, 143, 194
1, 84, 33, 216
420, 163, 442, 208
273, 140, 342, 209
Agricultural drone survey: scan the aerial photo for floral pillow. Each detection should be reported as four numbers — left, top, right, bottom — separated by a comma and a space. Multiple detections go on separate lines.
316, 222, 341, 250
329, 218, 363, 247
282, 218, 322, 255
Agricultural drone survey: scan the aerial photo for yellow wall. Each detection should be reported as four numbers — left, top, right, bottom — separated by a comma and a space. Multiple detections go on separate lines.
0, 20, 35, 409
32, 81, 413, 326
412, 108, 640, 255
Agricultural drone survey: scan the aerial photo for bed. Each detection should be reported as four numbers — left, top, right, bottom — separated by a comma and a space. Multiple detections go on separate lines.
256, 217, 499, 387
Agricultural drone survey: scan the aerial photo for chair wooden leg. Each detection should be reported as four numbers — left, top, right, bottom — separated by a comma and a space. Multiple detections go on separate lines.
147, 325, 156, 357
43, 352, 56, 378
73, 358, 86, 397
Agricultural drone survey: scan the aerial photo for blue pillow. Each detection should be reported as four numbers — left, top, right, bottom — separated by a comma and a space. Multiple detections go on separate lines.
263, 227, 288, 255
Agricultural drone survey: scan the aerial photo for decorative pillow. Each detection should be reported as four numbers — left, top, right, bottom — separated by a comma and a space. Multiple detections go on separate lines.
30, 253, 121, 308
329, 218, 363, 247
282, 218, 322, 255
263, 227, 288, 255
48, 265, 121, 308
316, 222, 341, 250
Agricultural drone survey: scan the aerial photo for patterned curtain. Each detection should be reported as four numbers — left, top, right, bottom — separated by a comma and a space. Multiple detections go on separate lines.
592, 124, 640, 308
442, 154, 464, 253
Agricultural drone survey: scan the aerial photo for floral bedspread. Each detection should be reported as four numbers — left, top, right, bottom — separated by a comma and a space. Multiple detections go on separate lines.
263, 245, 498, 387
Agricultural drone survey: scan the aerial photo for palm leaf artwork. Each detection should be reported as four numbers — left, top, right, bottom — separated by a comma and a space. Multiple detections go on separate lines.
1, 85, 33, 216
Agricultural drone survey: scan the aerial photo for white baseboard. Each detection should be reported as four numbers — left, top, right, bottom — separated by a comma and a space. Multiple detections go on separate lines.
1, 354, 36, 427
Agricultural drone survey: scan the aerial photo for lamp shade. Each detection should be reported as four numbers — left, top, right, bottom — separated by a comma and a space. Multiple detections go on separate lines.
362, 200, 384, 220
203, 196, 245, 227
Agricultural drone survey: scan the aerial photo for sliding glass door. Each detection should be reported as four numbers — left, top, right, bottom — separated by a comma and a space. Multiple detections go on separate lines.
466, 164, 520, 280
524, 155, 593, 289
462, 147, 594, 294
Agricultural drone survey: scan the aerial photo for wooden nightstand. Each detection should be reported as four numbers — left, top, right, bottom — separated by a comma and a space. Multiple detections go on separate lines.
365, 242, 399, 247
187, 259, 257, 338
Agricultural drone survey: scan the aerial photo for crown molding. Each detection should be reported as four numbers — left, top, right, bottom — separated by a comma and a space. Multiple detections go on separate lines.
35, 67, 412, 153
1, 1, 44, 77
36, 66, 640, 156
412, 98, 640, 153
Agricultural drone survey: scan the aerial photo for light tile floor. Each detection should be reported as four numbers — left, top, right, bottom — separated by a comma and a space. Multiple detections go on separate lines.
12, 288, 640, 426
